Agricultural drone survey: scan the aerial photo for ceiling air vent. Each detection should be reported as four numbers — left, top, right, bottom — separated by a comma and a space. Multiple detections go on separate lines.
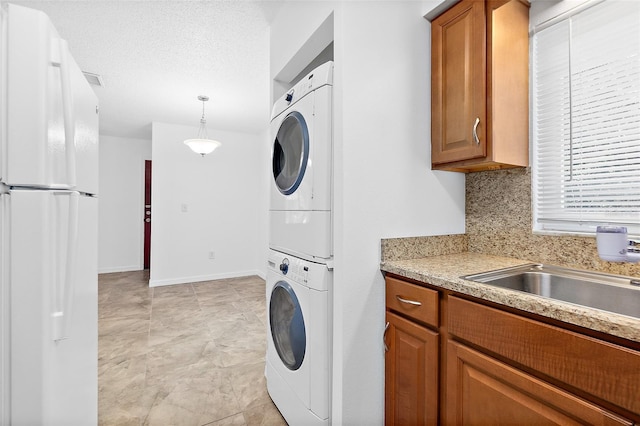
82, 71, 104, 87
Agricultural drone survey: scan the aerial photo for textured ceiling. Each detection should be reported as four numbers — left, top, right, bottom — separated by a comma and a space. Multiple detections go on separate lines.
5, 0, 275, 139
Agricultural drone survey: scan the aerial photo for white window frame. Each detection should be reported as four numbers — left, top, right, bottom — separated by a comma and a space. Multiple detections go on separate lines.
531, 0, 640, 237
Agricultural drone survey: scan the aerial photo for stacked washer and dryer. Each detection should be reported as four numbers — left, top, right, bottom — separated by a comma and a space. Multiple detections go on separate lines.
266, 61, 334, 426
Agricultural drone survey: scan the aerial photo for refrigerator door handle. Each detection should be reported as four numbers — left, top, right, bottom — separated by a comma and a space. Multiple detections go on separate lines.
56, 38, 77, 188
52, 191, 79, 341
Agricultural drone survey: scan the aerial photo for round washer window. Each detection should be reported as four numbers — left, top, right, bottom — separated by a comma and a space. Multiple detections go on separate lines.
269, 281, 306, 370
272, 111, 309, 195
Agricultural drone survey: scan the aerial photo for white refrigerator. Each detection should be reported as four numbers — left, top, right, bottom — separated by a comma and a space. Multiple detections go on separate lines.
0, 4, 99, 425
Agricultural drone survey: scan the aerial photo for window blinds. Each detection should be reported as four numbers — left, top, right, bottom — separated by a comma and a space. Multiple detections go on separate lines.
532, 0, 640, 235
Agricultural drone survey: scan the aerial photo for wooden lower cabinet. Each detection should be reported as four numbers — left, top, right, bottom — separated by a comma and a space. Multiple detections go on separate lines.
385, 275, 640, 425
447, 296, 640, 417
385, 311, 439, 426
446, 341, 633, 425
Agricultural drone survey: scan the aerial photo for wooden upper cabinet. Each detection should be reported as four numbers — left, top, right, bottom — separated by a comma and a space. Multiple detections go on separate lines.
430, 0, 530, 172
431, 0, 486, 166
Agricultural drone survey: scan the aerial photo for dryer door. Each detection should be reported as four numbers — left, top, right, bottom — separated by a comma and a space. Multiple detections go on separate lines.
272, 111, 309, 195
269, 281, 306, 370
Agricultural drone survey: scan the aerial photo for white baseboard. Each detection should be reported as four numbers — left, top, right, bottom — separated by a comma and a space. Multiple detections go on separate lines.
254, 269, 266, 280
149, 269, 266, 287
98, 265, 142, 274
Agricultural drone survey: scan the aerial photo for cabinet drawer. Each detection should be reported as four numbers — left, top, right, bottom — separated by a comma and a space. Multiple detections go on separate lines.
448, 296, 640, 415
386, 277, 439, 327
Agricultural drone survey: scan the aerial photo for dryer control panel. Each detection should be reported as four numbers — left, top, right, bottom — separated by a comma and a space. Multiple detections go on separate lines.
270, 61, 334, 120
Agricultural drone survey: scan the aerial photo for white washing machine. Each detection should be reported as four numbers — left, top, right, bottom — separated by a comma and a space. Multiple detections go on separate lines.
266, 249, 332, 426
269, 61, 333, 262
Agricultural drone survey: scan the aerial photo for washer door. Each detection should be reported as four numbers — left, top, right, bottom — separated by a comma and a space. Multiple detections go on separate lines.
272, 111, 309, 195
269, 281, 306, 370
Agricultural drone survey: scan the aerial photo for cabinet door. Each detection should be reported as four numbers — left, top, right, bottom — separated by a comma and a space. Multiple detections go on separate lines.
431, 0, 486, 165
385, 311, 439, 426
446, 341, 633, 426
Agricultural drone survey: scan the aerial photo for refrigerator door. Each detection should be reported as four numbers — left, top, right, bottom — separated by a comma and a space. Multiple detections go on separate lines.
1, 4, 98, 194
0, 189, 9, 425
9, 189, 97, 425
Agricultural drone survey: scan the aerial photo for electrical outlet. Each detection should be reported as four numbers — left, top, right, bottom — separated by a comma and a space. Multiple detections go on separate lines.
208, 251, 215, 260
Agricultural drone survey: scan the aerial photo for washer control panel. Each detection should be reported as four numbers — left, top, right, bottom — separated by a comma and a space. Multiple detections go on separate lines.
268, 250, 330, 291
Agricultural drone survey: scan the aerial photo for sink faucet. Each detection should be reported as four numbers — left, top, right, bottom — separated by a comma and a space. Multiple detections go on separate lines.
596, 226, 640, 263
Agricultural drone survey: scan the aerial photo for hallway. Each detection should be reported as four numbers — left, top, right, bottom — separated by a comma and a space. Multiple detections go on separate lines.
98, 271, 286, 426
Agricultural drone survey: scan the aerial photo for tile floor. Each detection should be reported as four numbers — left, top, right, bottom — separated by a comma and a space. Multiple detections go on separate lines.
98, 271, 287, 426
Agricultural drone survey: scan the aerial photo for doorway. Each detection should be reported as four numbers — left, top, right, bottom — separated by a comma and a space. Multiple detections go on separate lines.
143, 160, 151, 269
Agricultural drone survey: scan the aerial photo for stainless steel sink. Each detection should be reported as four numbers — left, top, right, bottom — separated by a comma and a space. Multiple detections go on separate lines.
462, 264, 640, 319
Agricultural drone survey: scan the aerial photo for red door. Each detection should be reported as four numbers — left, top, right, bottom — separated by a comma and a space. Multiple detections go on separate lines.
143, 160, 152, 269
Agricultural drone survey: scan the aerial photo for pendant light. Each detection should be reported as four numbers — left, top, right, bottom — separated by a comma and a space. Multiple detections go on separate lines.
184, 95, 222, 156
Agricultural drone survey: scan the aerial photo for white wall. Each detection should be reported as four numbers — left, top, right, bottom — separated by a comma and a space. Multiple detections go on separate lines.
270, 2, 465, 424
98, 135, 151, 273
149, 122, 268, 287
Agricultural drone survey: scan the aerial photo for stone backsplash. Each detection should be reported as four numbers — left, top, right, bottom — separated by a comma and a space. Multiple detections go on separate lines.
381, 167, 640, 277
380, 234, 468, 262
466, 168, 640, 277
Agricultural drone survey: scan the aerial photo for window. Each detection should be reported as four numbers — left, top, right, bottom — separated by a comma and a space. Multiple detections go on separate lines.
532, 0, 640, 236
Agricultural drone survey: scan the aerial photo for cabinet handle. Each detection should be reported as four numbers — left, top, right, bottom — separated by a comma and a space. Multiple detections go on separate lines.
396, 295, 422, 306
472, 117, 480, 145
384, 322, 390, 352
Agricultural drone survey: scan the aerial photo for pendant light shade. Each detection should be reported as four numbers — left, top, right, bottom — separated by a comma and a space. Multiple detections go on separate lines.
184, 95, 222, 156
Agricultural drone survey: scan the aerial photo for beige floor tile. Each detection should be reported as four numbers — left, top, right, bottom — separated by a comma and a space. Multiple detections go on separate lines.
99, 294, 152, 320
98, 408, 145, 426
228, 362, 272, 411
207, 343, 265, 368
141, 371, 241, 426
152, 283, 195, 298
99, 333, 149, 364
99, 316, 150, 363
204, 413, 247, 426
98, 273, 283, 426
148, 309, 209, 337
243, 402, 287, 426
193, 281, 239, 299
152, 295, 200, 313
99, 315, 150, 337
145, 341, 223, 386
99, 354, 148, 425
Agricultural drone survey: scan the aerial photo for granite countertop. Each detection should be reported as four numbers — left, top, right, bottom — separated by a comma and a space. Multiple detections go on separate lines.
381, 252, 640, 343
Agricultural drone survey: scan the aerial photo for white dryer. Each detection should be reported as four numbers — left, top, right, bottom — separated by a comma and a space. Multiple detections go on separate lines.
265, 249, 332, 426
269, 61, 333, 261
